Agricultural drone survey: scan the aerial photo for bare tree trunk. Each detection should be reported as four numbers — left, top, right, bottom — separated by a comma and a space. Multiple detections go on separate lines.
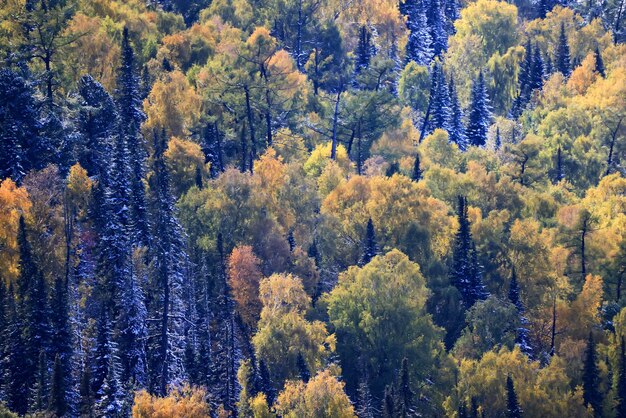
331, 90, 342, 160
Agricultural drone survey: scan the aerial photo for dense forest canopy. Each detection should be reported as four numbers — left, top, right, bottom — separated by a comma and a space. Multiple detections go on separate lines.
0, 0, 625, 416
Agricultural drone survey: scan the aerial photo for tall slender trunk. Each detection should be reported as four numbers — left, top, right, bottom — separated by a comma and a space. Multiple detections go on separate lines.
331, 90, 342, 160
159, 269, 170, 396
550, 297, 557, 356
605, 117, 623, 176
244, 85, 256, 160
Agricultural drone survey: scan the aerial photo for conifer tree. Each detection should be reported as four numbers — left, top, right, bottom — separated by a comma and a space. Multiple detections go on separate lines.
508, 269, 532, 357
361, 218, 380, 265
0, 68, 42, 182
382, 385, 396, 418
396, 358, 416, 417
356, 377, 375, 418
616, 336, 626, 418
555, 23, 571, 77
583, 332, 602, 416
117, 267, 147, 387
594, 47, 605, 77
466, 71, 492, 147
116, 27, 150, 247
6, 283, 29, 415
401, 0, 432, 65
354, 26, 376, 78
147, 130, 189, 395
506, 375, 522, 418
495, 127, 501, 150
448, 77, 466, 150
530, 44, 544, 91
511, 40, 533, 117
77, 75, 117, 179
48, 354, 68, 416
412, 153, 422, 181
429, 62, 451, 132
427, 0, 448, 58
450, 197, 487, 308
444, 0, 460, 34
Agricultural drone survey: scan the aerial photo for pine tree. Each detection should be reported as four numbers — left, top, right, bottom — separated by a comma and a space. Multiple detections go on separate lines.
354, 26, 376, 79
297, 352, 311, 383
16, 217, 51, 408
401, 0, 432, 66
443, 0, 460, 34
77, 75, 117, 179
616, 336, 626, 418
95, 349, 124, 418
450, 197, 487, 308
511, 40, 533, 117
582, 332, 602, 416
361, 218, 380, 265
0, 68, 42, 182
429, 62, 451, 132
396, 358, 416, 417
79, 366, 95, 418
448, 77, 467, 150
537, 0, 550, 19
382, 385, 396, 418
356, 376, 375, 418
508, 269, 532, 358
48, 354, 68, 416
6, 283, 29, 415
117, 267, 147, 387
530, 43, 544, 91
412, 153, 422, 181
495, 127, 501, 150
465, 71, 492, 147
506, 375, 522, 418
116, 27, 150, 247
555, 23, 571, 77
49, 275, 73, 415
147, 130, 189, 395
427, 0, 448, 58
594, 47, 605, 78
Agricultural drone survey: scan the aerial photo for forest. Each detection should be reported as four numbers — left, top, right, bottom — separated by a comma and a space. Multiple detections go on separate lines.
0, 0, 624, 416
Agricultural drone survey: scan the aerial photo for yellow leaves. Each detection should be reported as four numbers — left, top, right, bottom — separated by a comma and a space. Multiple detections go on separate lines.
0, 178, 31, 283
274, 370, 357, 418
567, 53, 598, 95
304, 142, 352, 178
143, 70, 201, 138
66, 164, 93, 217
164, 137, 206, 196
132, 385, 210, 418
258, 273, 310, 318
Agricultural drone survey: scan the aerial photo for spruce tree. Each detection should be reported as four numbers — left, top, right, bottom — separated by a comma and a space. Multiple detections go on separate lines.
530, 43, 544, 91
616, 336, 626, 418
354, 26, 376, 79
427, 0, 448, 58
495, 127, 501, 150
116, 27, 150, 247
508, 269, 532, 357
506, 375, 522, 418
429, 62, 451, 132
449, 77, 467, 150
582, 332, 602, 416
401, 0, 432, 66
444, 0, 460, 34
511, 40, 533, 117
397, 358, 416, 417
48, 354, 68, 416
361, 218, 380, 265
77, 75, 117, 179
6, 283, 29, 415
147, 130, 189, 395
412, 153, 422, 181
356, 377, 375, 418
117, 267, 147, 387
466, 71, 492, 147
382, 385, 396, 418
555, 23, 571, 77
594, 47, 605, 77
450, 197, 487, 308
0, 68, 42, 182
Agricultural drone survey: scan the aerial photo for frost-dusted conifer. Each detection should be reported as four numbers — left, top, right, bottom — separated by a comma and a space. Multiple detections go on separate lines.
401, 0, 432, 65
429, 62, 451, 132
530, 44, 544, 91
0, 69, 42, 182
448, 77, 467, 150
427, 0, 448, 57
354, 26, 376, 78
466, 71, 492, 147
147, 130, 189, 395
6, 283, 29, 415
116, 27, 150, 247
450, 197, 487, 308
